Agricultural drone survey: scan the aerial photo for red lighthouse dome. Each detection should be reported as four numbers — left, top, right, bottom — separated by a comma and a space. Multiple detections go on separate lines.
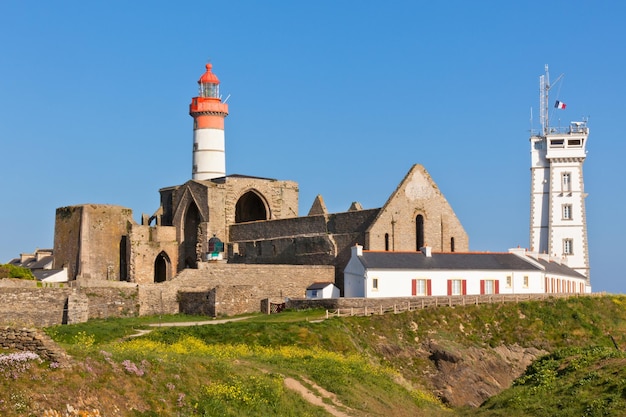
198, 63, 220, 98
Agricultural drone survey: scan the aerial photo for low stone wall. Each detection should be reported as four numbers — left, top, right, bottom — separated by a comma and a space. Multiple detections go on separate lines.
0, 263, 335, 325
0, 279, 140, 327
139, 263, 335, 317
0, 287, 72, 327
0, 327, 70, 364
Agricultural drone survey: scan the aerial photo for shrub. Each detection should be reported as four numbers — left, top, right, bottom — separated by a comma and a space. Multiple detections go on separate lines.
0, 264, 35, 280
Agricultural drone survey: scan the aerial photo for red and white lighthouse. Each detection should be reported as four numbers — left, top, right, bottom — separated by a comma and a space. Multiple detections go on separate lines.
189, 63, 229, 180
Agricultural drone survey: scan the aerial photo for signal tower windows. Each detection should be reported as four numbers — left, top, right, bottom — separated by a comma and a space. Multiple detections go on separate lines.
564, 239, 574, 255
561, 172, 572, 193
562, 204, 573, 220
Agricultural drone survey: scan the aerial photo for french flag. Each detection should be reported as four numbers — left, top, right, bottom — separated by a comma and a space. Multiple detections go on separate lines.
555, 100, 567, 109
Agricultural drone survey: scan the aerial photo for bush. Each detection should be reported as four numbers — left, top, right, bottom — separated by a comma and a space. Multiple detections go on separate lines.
0, 264, 35, 280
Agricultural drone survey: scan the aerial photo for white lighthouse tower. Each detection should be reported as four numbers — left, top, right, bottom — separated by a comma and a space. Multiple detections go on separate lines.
189, 63, 229, 180
529, 65, 590, 287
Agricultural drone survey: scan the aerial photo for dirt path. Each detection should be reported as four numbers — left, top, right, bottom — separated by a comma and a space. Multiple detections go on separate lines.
283, 376, 354, 417
128, 316, 251, 338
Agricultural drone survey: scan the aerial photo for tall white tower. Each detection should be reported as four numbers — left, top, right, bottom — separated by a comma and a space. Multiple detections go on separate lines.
529, 65, 590, 286
189, 63, 229, 180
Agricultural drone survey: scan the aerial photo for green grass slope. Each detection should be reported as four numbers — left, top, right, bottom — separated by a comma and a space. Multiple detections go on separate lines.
0, 295, 625, 416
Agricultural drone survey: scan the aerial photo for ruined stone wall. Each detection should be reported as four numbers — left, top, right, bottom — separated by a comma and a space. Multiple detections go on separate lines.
0, 287, 72, 327
0, 263, 332, 325
53, 205, 136, 281
212, 285, 259, 316
222, 177, 299, 224
0, 327, 70, 364
0, 279, 139, 327
78, 284, 140, 319
230, 215, 329, 241
129, 224, 179, 284
138, 263, 334, 317
52, 206, 83, 279
166, 177, 300, 272
137, 282, 180, 316
228, 209, 380, 293
365, 165, 469, 253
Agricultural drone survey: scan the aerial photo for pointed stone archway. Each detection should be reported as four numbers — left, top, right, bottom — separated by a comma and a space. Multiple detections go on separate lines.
154, 251, 171, 283
235, 190, 269, 223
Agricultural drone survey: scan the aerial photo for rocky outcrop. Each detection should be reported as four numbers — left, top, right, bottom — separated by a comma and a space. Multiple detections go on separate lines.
425, 340, 545, 407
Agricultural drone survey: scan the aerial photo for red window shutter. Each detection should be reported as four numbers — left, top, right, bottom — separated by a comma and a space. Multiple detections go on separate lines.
462, 280, 467, 295
447, 280, 452, 296
495, 280, 500, 294
427, 279, 432, 296
412, 279, 417, 296
480, 280, 485, 295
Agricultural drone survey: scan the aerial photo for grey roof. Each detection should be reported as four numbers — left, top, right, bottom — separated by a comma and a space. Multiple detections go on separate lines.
33, 269, 63, 281
358, 252, 541, 271
534, 258, 586, 279
307, 282, 336, 290
8, 255, 54, 270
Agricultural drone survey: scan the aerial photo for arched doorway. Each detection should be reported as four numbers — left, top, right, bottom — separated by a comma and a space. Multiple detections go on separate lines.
235, 191, 268, 223
154, 252, 170, 283
416, 215, 424, 251
183, 202, 201, 269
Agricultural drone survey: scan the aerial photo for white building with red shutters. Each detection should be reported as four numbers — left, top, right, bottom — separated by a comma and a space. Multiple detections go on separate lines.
343, 244, 588, 298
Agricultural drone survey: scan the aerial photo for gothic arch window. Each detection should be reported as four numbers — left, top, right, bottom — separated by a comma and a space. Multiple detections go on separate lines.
235, 190, 268, 223
384, 233, 390, 251
416, 215, 424, 251
154, 251, 171, 283
183, 201, 201, 269
119, 236, 129, 281
450, 237, 455, 252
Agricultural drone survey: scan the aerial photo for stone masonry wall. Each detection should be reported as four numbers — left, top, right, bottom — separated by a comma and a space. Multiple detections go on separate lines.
138, 263, 335, 317
0, 327, 70, 364
53, 205, 136, 281
0, 287, 72, 327
0, 280, 139, 327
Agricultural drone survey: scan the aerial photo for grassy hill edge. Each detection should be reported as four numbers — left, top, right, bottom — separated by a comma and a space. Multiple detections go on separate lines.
1, 295, 625, 416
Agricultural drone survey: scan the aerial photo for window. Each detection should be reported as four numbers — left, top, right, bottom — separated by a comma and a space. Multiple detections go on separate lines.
564, 239, 573, 255
562, 204, 572, 220
523, 276, 529, 288
372, 278, 379, 291
562, 172, 571, 192
416, 215, 424, 251
447, 279, 466, 296
311, 290, 318, 298
481, 279, 499, 295
450, 237, 455, 252
412, 279, 431, 296
506, 276, 512, 288
384, 233, 389, 251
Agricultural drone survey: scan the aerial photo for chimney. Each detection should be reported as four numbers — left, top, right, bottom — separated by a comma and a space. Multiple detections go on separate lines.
420, 246, 432, 257
352, 244, 363, 257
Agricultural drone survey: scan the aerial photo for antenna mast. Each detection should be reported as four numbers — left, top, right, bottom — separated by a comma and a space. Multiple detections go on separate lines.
539, 64, 564, 136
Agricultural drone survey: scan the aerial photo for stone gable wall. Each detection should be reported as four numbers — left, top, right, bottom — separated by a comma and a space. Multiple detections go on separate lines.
366, 165, 469, 253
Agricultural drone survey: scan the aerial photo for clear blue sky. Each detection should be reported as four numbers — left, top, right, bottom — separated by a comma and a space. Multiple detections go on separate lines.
1, 1, 623, 293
